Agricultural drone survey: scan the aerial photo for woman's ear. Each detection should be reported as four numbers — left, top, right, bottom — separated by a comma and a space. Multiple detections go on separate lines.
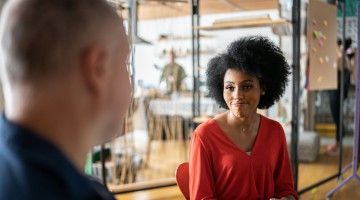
260, 84, 266, 95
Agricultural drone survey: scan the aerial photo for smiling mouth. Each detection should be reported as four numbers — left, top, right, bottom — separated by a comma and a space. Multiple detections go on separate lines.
231, 102, 247, 106
231, 101, 247, 105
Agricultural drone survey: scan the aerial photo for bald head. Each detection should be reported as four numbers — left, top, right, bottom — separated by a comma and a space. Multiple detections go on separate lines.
0, 0, 125, 83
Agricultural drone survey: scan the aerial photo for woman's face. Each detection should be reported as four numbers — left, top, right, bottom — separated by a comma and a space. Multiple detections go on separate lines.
223, 69, 263, 119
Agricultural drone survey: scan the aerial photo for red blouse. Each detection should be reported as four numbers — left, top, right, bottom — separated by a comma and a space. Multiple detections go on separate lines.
189, 115, 298, 200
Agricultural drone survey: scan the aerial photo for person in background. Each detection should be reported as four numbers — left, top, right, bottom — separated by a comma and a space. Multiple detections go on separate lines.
159, 50, 186, 95
326, 38, 354, 155
0, 0, 131, 199
189, 36, 298, 200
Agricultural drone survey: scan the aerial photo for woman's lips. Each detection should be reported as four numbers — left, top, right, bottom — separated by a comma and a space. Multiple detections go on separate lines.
231, 102, 248, 107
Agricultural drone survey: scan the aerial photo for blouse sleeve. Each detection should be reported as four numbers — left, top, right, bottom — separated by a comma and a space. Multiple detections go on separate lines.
189, 132, 217, 200
273, 124, 299, 200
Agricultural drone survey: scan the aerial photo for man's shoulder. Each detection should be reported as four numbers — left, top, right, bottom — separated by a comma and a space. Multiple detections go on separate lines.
0, 136, 69, 199
0, 145, 27, 199
0, 119, 114, 200
164, 62, 183, 68
0, 147, 84, 200
174, 62, 184, 69
0, 143, 114, 200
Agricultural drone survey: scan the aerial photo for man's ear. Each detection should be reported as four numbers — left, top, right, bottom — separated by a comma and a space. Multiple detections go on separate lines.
80, 45, 107, 96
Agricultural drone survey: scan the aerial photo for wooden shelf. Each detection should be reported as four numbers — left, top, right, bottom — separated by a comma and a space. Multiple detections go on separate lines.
196, 18, 288, 31
158, 34, 214, 42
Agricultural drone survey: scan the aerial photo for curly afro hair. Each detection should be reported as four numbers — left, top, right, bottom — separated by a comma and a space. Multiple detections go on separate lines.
206, 36, 290, 109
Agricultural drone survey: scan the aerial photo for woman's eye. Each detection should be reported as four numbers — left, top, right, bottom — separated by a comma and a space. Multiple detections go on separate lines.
225, 86, 234, 91
242, 85, 253, 91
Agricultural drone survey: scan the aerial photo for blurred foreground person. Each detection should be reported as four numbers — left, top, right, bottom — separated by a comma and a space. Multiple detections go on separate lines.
0, 0, 131, 199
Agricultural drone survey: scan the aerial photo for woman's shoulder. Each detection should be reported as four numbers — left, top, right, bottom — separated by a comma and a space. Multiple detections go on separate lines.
259, 115, 287, 145
260, 114, 284, 131
194, 118, 217, 136
194, 113, 226, 134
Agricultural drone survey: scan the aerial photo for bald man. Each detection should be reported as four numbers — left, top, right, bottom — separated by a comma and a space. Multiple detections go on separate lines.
0, 0, 131, 199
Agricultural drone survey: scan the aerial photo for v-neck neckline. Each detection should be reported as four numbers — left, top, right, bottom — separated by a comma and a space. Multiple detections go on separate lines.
210, 115, 263, 157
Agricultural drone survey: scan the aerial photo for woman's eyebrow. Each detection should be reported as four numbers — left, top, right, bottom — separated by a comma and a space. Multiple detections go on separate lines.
241, 80, 254, 84
225, 79, 254, 84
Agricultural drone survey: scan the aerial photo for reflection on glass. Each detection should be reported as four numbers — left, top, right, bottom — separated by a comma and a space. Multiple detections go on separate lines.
298, 88, 355, 193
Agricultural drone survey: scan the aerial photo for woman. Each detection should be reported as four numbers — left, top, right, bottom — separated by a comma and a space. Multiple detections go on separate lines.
189, 36, 298, 200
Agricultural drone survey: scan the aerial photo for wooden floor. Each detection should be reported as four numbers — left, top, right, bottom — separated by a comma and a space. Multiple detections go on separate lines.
136, 140, 189, 182
115, 178, 360, 200
298, 147, 360, 199
115, 140, 360, 200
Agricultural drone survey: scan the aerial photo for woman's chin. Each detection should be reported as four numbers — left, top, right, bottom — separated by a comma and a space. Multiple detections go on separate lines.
230, 110, 248, 119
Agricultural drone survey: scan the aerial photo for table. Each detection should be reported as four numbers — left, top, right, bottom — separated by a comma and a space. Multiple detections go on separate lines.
149, 97, 220, 119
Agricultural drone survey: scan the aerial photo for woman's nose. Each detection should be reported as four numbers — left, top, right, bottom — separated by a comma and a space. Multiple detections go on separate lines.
233, 87, 244, 98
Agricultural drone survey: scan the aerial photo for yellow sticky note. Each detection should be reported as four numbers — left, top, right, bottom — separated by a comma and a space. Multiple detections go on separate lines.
317, 76, 323, 82
325, 56, 329, 63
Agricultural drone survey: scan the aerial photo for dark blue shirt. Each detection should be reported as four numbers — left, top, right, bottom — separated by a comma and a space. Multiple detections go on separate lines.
0, 114, 115, 200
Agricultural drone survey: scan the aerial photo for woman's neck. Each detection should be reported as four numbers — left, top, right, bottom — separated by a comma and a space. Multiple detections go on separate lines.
226, 111, 259, 132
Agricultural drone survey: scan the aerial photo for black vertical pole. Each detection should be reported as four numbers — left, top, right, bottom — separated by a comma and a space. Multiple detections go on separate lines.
100, 145, 107, 189
291, 0, 301, 191
191, 0, 196, 121
196, 5, 200, 118
338, 0, 346, 178
191, 0, 200, 122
